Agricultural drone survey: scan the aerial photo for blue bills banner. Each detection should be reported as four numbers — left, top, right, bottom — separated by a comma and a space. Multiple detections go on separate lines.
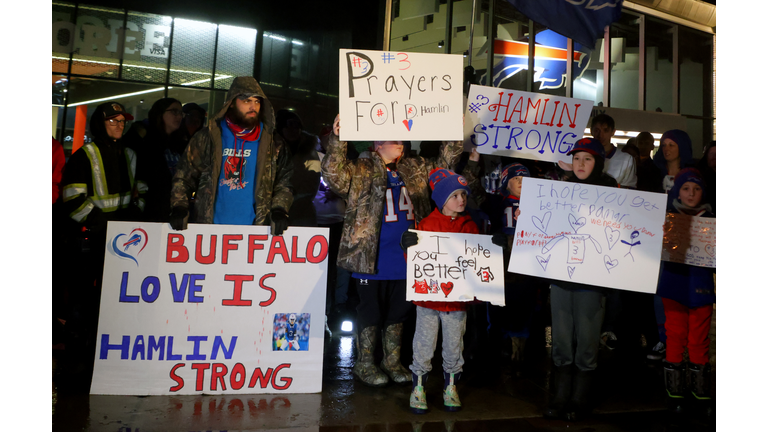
506, 0, 624, 48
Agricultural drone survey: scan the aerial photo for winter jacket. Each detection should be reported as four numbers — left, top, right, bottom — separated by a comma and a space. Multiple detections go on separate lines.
656, 206, 716, 308
321, 133, 465, 274
123, 119, 188, 222
413, 208, 480, 312
61, 103, 148, 230
53, 137, 65, 204
170, 77, 293, 224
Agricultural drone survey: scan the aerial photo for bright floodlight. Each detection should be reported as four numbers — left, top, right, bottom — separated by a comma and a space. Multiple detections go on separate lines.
341, 321, 353, 332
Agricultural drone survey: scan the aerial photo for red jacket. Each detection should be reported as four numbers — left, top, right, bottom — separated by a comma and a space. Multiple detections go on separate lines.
413, 208, 479, 312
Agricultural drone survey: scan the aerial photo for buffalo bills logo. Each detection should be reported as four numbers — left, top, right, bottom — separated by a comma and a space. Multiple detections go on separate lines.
109, 228, 148, 265
480, 29, 591, 90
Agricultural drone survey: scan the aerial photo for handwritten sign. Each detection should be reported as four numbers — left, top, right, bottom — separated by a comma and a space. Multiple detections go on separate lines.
463, 84, 593, 163
90, 222, 328, 395
406, 230, 505, 306
338, 49, 464, 141
508, 178, 667, 293
661, 213, 716, 268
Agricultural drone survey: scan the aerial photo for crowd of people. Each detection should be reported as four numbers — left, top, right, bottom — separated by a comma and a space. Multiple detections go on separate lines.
51, 76, 715, 423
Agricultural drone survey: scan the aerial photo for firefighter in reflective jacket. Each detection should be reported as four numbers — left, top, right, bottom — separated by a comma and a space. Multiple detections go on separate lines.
59, 101, 148, 376
62, 101, 147, 230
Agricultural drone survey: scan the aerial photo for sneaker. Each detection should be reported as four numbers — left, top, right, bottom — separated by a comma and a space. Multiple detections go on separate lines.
600, 331, 618, 351
647, 342, 666, 361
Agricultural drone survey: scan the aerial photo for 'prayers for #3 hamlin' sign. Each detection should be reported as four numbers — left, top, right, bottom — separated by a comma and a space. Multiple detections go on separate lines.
406, 230, 505, 306
91, 222, 328, 396
463, 84, 593, 164
339, 49, 464, 141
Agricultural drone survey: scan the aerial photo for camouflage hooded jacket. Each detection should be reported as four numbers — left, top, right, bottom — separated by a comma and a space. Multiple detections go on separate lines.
170, 77, 293, 225
321, 134, 466, 274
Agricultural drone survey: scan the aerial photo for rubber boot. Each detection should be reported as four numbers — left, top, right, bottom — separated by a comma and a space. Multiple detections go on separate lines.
352, 326, 389, 387
380, 323, 411, 384
443, 371, 462, 412
663, 361, 686, 415
543, 364, 572, 419
566, 369, 595, 422
410, 373, 428, 414
689, 362, 714, 423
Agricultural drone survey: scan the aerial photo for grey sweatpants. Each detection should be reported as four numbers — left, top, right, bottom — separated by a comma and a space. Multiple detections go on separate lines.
409, 306, 467, 376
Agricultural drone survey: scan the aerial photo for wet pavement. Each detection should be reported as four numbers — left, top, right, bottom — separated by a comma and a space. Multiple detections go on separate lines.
52, 312, 716, 432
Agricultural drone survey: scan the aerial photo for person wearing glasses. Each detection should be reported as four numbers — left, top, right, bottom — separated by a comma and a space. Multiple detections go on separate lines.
124, 98, 188, 222
59, 101, 148, 383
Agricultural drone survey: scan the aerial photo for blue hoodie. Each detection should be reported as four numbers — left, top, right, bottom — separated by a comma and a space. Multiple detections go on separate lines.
652, 129, 694, 176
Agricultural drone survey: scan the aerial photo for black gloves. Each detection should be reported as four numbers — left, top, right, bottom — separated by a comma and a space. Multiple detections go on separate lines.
400, 225, 418, 252
492, 232, 508, 249
270, 208, 289, 236
169, 207, 189, 231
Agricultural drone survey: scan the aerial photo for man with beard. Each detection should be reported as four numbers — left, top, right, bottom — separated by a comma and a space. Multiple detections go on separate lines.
169, 77, 293, 234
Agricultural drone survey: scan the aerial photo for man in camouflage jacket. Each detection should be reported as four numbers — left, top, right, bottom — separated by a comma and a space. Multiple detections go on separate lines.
169, 77, 293, 232
321, 126, 468, 275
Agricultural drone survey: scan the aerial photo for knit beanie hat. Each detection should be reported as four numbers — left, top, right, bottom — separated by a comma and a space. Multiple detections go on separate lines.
500, 163, 530, 194
671, 167, 707, 201
567, 137, 606, 159
429, 168, 471, 210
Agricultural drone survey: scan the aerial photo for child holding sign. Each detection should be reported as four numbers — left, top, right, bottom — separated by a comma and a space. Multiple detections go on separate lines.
488, 163, 541, 368
656, 168, 715, 419
545, 138, 617, 422
402, 168, 479, 413
321, 115, 467, 387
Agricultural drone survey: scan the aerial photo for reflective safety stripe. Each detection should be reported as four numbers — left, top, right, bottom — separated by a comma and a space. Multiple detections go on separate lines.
81, 144, 138, 213
83, 144, 107, 198
62, 183, 87, 202
136, 198, 146, 211
92, 193, 132, 212
70, 200, 94, 222
136, 180, 148, 194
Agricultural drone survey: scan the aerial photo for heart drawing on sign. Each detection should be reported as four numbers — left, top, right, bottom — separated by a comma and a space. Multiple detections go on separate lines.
604, 227, 621, 250
440, 282, 454, 298
110, 228, 149, 266
532, 211, 552, 235
536, 255, 551, 272
604, 255, 619, 273
705, 244, 715, 257
568, 214, 587, 233
402, 119, 413, 131
567, 266, 576, 279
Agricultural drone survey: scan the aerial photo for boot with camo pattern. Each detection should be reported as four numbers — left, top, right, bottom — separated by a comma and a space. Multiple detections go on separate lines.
380, 323, 411, 384
352, 326, 389, 387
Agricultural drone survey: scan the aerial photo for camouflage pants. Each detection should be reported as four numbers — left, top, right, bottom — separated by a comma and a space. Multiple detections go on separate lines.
409, 306, 467, 376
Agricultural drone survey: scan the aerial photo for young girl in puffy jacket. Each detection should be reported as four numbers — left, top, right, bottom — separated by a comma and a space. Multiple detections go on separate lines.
657, 168, 715, 419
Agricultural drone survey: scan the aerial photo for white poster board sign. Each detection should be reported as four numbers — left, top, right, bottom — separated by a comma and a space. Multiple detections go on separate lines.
339, 49, 464, 141
661, 213, 716, 268
406, 230, 505, 306
508, 178, 667, 293
91, 222, 328, 395
463, 84, 593, 163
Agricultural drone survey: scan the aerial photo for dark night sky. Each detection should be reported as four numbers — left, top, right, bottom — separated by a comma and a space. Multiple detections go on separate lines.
78, 0, 384, 49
